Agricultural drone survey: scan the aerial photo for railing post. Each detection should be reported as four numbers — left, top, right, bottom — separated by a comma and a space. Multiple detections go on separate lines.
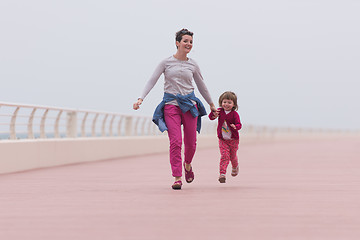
101, 114, 108, 137
66, 111, 77, 138
118, 116, 123, 136
81, 112, 88, 137
133, 117, 140, 136
109, 115, 116, 137
54, 110, 63, 138
40, 109, 49, 138
92, 113, 99, 137
125, 116, 133, 136
140, 118, 146, 135
27, 108, 37, 139
10, 107, 20, 140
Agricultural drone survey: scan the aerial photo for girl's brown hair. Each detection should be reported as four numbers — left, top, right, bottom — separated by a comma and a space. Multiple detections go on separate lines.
218, 91, 238, 111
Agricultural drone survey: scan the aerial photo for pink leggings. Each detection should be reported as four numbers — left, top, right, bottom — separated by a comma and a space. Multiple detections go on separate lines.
164, 105, 198, 177
219, 138, 239, 175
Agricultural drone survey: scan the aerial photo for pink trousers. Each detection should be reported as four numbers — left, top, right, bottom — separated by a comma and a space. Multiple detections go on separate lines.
164, 105, 198, 177
219, 138, 239, 175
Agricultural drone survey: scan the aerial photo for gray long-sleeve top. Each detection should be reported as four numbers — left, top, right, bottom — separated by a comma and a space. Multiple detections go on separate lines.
140, 55, 213, 106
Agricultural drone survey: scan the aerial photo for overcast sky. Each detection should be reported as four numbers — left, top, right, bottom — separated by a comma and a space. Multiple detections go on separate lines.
1, 0, 359, 130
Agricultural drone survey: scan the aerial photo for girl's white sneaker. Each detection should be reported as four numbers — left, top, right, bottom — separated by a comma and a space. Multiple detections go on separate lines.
231, 166, 239, 177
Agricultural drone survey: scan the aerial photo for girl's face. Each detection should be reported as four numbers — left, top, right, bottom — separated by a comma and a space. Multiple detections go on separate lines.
176, 35, 193, 54
221, 99, 234, 111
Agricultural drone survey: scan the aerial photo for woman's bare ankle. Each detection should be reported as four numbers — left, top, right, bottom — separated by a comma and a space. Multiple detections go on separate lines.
184, 163, 191, 171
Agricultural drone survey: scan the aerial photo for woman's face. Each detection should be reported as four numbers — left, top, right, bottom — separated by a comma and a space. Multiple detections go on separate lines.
176, 35, 193, 54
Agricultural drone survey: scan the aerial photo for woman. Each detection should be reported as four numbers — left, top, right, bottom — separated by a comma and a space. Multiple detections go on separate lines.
133, 28, 217, 190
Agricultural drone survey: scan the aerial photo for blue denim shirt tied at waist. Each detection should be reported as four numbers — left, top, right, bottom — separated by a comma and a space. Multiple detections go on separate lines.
152, 92, 207, 133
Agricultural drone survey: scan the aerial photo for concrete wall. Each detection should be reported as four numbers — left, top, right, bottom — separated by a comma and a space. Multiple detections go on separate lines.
0, 135, 218, 174
1, 132, 357, 175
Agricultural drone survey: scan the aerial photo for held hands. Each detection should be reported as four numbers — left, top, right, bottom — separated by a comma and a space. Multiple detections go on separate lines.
133, 98, 143, 110
210, 103, 219, 118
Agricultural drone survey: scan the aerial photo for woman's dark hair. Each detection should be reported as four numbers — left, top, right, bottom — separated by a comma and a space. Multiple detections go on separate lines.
175, 28, 193, 43
219, 91, 238, 111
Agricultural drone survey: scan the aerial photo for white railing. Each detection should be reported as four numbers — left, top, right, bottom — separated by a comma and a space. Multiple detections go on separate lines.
1, 101, 358, 141
0, 102, 167, 140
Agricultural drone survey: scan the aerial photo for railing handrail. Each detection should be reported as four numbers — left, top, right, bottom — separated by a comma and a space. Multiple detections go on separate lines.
0, 101, 167, 140
1, 101, 358, 141
0, 101, 145, 118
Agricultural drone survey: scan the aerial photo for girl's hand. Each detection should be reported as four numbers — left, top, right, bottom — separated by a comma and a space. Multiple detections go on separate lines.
230, 124, 236, 129
133, 98, 143, 110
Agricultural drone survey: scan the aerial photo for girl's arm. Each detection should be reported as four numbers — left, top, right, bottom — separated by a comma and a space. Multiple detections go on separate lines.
208, 111, 217, 120
233, 112, 242, 130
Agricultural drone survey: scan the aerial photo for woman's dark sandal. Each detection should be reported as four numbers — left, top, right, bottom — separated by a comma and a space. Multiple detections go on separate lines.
184, 162, 194, 183
172, 180, 182, 190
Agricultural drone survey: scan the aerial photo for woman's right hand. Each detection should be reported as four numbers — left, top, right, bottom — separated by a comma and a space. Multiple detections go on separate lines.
133, 98, 143, 110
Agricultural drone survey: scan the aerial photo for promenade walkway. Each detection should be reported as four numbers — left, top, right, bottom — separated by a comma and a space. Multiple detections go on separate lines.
0, 136, 359, 240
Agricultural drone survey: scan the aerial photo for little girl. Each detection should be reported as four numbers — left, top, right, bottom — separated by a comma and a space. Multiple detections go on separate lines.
209, 91, 242, 183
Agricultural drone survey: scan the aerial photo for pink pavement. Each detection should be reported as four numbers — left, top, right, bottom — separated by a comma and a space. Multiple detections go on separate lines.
0, 136, 360, 240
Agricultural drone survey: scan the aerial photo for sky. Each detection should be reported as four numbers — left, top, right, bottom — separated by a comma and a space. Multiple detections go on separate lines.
1, 0, 359, 130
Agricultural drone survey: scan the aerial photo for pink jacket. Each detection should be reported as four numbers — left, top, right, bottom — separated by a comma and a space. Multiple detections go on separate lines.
209, 108, 242, 140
